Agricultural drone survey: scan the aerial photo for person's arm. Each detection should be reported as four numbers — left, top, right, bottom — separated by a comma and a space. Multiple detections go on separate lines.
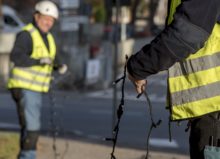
54, 52, 68, 74
52, 39, 68, 74
10, 31, 40, 67
52, 38, 65, 70
53, 52, 64, 70
127, 0, 220, 80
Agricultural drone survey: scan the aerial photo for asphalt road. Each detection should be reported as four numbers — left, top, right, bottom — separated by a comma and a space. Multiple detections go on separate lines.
0, 72, 189, 156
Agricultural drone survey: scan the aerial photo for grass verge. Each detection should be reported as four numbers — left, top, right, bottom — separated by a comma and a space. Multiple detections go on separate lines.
0, 132, 19, 159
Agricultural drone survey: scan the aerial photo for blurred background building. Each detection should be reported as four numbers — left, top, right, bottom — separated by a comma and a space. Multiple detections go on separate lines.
0, 0, 168, 90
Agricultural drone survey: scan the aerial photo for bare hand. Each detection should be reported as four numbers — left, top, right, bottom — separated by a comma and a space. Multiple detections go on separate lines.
40, 57, 53, 65
58, 64, 68, 74
128, 74, 147, 94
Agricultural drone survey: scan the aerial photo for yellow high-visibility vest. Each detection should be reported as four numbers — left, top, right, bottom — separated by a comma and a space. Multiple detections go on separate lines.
167, 0, 220, 120
7, 23, 56, 92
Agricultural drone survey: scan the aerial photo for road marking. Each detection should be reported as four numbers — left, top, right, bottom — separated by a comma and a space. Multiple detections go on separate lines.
0, 122, 20, 129
86, 89, 165, 103
87, 134, 101, 140
89, 110, 145, 117
149, 138, 179, 148
72, 130, 84, 136
71, 130, 105, 141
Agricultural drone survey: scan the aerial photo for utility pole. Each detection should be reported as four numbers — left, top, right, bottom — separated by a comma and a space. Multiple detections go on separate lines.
112, 0, 120, 136
0, 0, 2, 30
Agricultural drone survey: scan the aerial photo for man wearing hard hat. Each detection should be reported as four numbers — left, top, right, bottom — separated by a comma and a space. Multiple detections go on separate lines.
7, 1, 67, 158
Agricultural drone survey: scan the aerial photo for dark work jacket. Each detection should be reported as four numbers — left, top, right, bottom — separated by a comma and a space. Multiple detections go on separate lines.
10, 19, 63, 69
127, 0, 220, 80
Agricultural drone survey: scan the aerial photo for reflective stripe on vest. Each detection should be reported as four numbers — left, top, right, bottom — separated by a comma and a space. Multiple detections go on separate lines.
7, 23, 56, 92
167, 1, 220, 120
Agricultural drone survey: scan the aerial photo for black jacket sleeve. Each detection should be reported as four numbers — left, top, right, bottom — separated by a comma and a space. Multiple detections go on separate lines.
127, 0, 220, 80
11, 30, 64, 69
10, 31, 40, 67
53, 52, 64, 70
52, 38, 65, 70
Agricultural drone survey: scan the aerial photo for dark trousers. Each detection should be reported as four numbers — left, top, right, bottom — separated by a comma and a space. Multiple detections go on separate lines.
189, 112, 220, 159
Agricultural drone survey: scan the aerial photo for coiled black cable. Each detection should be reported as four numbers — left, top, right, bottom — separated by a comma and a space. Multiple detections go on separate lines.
138, 89, 162, 159
106, 55, 161, 159
105, 55, 128, 159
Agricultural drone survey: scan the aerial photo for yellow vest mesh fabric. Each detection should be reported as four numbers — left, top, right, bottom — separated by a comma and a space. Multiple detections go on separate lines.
167, 1, 220, 120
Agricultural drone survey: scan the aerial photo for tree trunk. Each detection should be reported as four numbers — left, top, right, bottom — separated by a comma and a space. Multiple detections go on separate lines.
0, 0, 2, 30
105, 0, 112, 25
130, 0, 141, 26
149, 0, 159, 29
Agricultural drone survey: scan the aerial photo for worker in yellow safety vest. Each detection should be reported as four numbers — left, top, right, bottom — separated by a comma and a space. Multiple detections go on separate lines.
7, 1, 67, 159
127, 0, 220, 159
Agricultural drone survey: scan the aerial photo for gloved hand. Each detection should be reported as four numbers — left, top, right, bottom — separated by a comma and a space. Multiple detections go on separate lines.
40, 57, 53, 65
58, 64, 68, 74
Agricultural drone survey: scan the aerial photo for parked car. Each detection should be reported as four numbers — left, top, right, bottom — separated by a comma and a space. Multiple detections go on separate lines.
1, 5, 25, 33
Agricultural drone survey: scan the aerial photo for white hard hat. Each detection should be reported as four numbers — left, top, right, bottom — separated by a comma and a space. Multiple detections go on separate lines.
35, 0, 59, 19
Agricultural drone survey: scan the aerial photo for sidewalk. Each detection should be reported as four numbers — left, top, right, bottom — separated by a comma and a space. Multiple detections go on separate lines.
37, 136, 190, 159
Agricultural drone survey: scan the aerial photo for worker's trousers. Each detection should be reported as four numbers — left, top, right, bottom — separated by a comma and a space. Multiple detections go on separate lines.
189, 111, 220, 159
10, 89, 42, 159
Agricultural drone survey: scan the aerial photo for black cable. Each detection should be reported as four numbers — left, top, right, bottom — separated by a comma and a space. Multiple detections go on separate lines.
105, 55, 128, 159
137, 89, 162, 159
106, 55, 161, 159
48, 72, 70, 159
48, 87, 60, 159
60, 93, 69, 159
